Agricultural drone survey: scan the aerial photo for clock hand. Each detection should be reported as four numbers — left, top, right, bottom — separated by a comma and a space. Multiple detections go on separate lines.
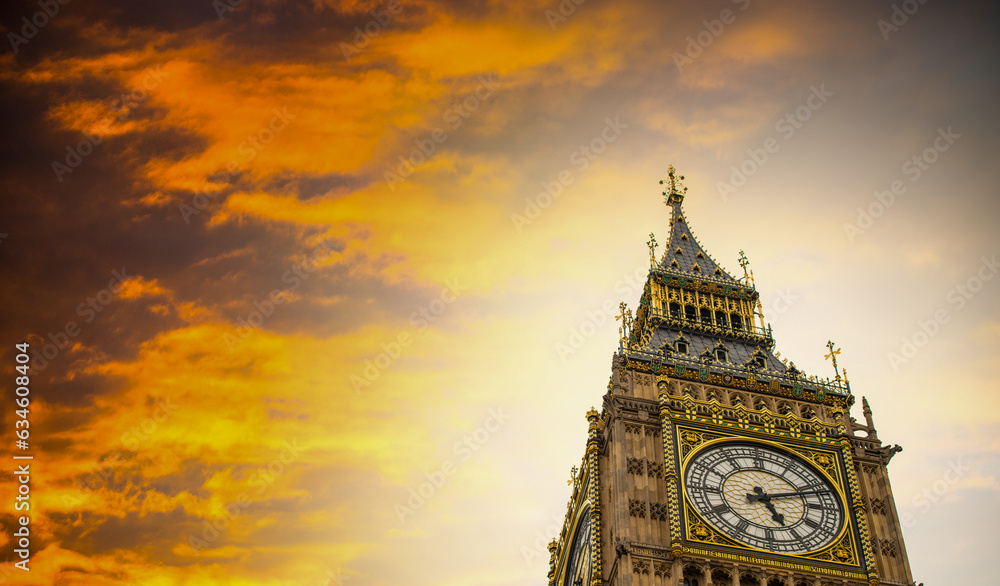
764, 489, 833, 499
746, 486, 768, 503
761, 499, 785, 526
745, 487, 785, 525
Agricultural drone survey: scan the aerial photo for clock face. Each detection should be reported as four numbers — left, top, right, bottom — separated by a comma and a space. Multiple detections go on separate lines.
563, 506, 592, 586
684, 441, 845, 554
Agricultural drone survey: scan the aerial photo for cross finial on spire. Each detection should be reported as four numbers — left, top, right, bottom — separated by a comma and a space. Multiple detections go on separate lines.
568, 465, 579, 487
659, 164, 688, 205
647, 233, 658, 267
616, 302, 633, 351
738, 249, 750, 277
737, 249, 756, 287
825, 340, 842, 381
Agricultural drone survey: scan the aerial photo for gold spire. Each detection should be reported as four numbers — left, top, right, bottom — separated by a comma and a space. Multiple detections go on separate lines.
659, 164, 688, 205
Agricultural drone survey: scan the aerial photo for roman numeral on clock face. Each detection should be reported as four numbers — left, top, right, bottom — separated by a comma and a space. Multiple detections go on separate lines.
683, 440, 845, 556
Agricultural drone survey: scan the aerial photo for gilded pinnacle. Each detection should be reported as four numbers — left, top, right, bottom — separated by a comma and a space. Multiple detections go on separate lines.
738, 249, 750, 273
825, 340, 842, 381
660, 164, 688, 205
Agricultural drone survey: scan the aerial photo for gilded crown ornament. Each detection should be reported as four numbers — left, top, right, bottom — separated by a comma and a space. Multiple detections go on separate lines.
659, 164, 687, 205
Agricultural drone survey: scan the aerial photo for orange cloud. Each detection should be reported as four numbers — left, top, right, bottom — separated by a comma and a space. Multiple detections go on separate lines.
117, 277, 170, 300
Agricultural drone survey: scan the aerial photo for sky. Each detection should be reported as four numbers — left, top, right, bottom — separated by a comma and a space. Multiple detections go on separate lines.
0, 0, 997, 584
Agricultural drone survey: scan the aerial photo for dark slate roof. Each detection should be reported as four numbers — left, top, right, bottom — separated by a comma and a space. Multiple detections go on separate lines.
619, 173, 848, 399
634, 184, 785, 377
648, 328, 788, 374
659, 197, 740, 285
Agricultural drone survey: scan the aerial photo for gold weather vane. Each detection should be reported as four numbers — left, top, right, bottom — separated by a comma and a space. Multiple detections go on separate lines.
739, 249, 765, 328
825, 340, 842, 382
659, 165, 688, 205
738, 249, 756, 287
616, 302, 633, 349
647, 233, 658, 267
738, 250, 750, 281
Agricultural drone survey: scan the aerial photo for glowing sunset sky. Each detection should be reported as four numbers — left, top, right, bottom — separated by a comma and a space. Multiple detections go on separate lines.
0, 0, 997, 584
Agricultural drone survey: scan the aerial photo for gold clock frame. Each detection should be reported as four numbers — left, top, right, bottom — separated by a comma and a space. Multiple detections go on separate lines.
554, 409, 603, 586
677, 425, 865, 573
557, 499, 594, 586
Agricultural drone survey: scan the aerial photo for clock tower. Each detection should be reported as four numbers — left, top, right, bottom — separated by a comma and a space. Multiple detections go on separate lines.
548, 168, 914, 586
